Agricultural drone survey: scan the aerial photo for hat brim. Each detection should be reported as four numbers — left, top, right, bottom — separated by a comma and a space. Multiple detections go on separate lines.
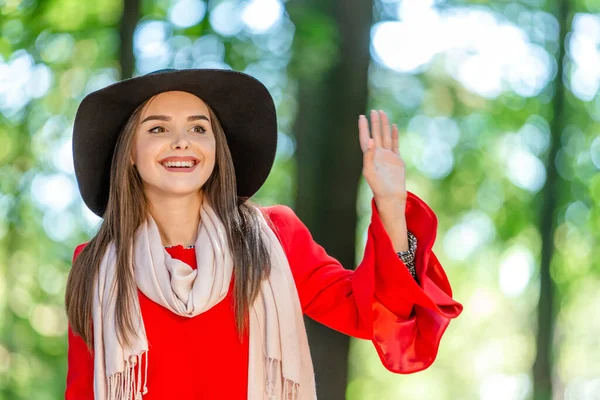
72, 69, 277, 217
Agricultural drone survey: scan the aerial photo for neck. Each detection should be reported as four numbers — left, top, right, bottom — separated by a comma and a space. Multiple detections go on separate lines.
147, 190, 204, 247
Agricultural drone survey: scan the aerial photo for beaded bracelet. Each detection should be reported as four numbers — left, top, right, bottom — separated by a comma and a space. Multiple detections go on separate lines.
396, 231, 418, 281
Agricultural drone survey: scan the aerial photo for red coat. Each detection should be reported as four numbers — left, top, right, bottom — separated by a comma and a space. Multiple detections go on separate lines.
65, 193, 463, 399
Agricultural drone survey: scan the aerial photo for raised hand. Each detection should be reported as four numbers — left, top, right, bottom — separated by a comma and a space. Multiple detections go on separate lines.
358, 110, 407, 204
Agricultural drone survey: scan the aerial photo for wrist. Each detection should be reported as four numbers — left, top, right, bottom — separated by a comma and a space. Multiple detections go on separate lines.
374, 196, 406, 222
374, 195, 406, 209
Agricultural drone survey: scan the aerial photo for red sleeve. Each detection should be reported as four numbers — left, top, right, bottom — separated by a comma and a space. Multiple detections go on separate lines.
65, 243, 95, 400
262, 191, 463, 374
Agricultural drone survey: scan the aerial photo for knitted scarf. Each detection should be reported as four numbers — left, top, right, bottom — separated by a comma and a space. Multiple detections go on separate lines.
92, 200, 317, 399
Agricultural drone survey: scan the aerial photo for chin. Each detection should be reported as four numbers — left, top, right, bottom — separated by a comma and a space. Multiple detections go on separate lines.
164, 183, 205, 195
146, 181, 206, 197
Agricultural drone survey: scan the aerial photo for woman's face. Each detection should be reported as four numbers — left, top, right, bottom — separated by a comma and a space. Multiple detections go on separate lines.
131, 91, 217, 200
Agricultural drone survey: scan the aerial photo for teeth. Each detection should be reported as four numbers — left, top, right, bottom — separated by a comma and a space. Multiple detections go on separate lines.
162, 161, 195, 168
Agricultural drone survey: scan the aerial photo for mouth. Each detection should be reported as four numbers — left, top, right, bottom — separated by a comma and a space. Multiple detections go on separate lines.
159, 159, 199, 172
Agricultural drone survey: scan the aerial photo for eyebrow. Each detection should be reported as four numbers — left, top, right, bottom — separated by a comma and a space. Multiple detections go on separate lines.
140, 115, 210, 123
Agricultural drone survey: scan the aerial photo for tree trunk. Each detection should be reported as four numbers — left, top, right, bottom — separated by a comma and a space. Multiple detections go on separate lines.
119, 0, 140, 79
533, 1, 568, 399
289, 0, 373, 398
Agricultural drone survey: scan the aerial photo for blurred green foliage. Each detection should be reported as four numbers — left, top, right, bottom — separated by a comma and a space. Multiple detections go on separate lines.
0, 0, 599, 399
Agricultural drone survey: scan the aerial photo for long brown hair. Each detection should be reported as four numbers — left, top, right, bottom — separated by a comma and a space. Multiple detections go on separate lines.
65, 95, 272, 350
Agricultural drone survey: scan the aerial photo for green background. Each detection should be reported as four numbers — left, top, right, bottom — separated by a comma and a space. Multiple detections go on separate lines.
0, 0, 598, 399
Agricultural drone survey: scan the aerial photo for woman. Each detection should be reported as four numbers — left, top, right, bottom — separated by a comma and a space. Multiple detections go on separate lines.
65, 69, 462, 400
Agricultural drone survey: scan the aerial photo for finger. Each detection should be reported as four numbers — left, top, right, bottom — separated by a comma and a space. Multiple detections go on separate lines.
392, 124, 400, 156
358, 115, 370, 153
364, 138, 375, 165
379, 110, 392, 150
370, 110, 382, 147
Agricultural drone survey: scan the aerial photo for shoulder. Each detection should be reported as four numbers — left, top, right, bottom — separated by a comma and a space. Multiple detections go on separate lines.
259, 204, 300, 230
258, 204, 308, 246
73, 242, 90, 262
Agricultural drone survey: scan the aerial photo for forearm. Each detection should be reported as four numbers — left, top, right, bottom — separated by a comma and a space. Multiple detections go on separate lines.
374, 196, 408, 252
374, 196, 419, 282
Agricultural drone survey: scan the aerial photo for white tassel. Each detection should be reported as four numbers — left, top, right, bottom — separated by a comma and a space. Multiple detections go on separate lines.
125, 358, 131, 399
135, 354, 141, 399
107, 351, 149, 400
283, 379, 300, 400
266, 357, 278, 399
143, 350, 148, 394
266, 356, 301, 400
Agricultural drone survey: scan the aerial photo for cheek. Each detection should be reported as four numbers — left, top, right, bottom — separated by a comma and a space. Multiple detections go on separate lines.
196, 137, 217, 160
207, 142, 217, 161
131, 134, 144, 163
134, 140, 160, 165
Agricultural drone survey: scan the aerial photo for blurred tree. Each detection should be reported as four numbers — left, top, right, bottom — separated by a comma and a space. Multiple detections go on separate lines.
120, 0, 141, 79
0, 1, 46, 398
3, 0, 600, 399
0, 0, 140, 397
287, 0, 372, 398
534, 1, 568, 399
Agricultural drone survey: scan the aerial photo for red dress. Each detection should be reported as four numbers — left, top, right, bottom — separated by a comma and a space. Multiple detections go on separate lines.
65, 193, 463, 399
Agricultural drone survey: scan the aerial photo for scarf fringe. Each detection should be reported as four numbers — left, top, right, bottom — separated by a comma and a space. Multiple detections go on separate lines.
266, 357, 300, 400
283, 378, 300, 400
108, 351, 149, 400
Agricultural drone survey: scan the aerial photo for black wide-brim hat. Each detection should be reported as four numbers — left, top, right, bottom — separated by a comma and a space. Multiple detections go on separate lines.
72, 68, 277, 217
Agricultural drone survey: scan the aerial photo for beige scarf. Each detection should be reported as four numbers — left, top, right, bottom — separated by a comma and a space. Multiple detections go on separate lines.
92, 200, 316, 399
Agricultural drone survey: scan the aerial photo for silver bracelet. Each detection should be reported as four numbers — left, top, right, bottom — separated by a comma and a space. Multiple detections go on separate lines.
396, 231, 418, 281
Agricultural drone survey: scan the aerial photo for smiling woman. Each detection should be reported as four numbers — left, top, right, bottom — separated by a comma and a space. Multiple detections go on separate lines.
64, 68, 462, 400
130, 91, 217, 233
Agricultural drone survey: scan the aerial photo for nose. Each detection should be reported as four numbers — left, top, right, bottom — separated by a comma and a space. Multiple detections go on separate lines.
171, 131, 190, 150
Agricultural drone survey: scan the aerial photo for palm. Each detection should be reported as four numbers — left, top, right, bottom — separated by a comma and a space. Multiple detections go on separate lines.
358, 110, 407, 202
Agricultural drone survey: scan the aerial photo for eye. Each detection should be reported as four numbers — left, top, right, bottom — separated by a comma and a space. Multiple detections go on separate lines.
148, 126, 166, 134
191, 125, 207, 134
